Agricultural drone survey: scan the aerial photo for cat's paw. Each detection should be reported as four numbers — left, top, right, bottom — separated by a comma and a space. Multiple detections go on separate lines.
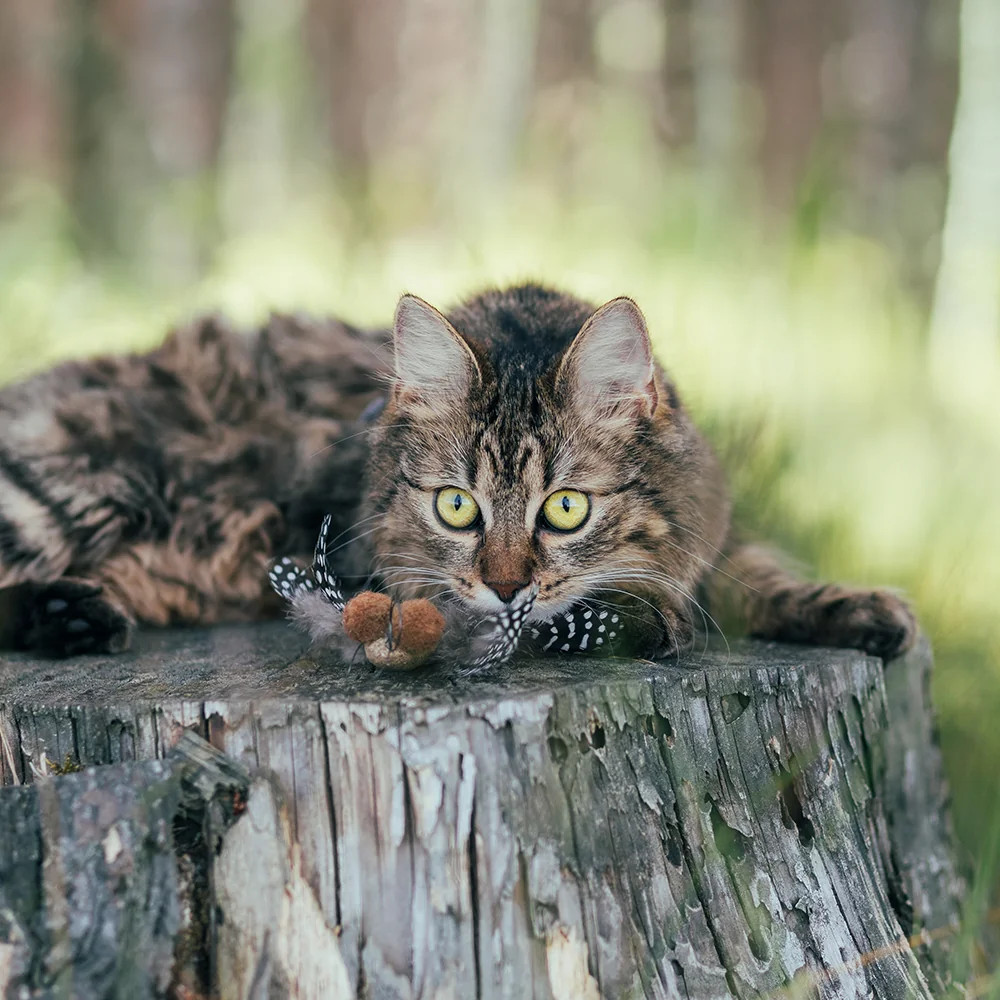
810, 587, 917, 660
759, 584, 917, 661
651, 605, 695, 659
20, 579, 135, 657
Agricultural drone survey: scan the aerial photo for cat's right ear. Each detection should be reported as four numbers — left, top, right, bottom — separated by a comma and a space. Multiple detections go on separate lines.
556, 297, 659, 420
392, 295, 480, 405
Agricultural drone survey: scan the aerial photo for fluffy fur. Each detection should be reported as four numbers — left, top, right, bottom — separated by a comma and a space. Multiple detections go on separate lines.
0, 283, 916, 662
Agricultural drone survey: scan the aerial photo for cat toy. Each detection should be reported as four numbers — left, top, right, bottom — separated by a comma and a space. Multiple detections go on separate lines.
269, 514, 625, 670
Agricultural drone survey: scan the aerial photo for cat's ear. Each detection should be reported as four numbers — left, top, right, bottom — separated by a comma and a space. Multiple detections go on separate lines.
392, 294, 480, 404
557, 297, 658, 418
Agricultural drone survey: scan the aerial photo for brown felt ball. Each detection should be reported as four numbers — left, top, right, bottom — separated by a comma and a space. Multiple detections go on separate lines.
342, 591, 392, 644
397, 599, 446, 655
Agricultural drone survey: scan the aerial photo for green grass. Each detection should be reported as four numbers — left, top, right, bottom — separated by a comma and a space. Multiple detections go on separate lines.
1, 177, 998, 886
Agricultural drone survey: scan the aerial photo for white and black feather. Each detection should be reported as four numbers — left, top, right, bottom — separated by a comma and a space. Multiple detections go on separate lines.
457, 584, 539, 675
527, 605, 623, 654
268, 556, 316, 601
311, 514, 345, 608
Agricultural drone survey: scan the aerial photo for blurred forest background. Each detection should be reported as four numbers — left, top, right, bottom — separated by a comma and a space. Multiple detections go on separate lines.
0, 0, 998, 917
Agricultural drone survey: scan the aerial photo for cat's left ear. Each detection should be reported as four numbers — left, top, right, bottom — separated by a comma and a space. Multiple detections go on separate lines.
556, 297, 659, 418
392, 294, 481, 405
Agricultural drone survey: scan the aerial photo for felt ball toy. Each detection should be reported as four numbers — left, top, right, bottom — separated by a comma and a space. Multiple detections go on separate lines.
342, 592, 445, 669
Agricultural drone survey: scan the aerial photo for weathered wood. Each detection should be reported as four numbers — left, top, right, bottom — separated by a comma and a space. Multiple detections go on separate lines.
0, 732, 249, 1000
0, 625, 964, 999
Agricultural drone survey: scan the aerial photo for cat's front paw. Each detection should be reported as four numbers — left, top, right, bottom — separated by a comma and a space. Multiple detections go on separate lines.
760, 584, 917, 661
811, 587, 917, 660
19, 578, 135, 657
651, 604, 695, 659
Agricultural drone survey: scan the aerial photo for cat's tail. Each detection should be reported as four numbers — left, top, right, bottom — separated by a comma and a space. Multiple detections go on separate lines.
706, 540, 917, 660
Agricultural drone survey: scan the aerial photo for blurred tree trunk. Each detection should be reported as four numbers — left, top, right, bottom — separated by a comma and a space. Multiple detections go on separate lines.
842, 0, 928, 239
690, 0, 747, 232
528, 0, 594, 209
122, 0, 233, 179
929, 0, 1000, 370
385, 0, 475, 219
473, 0, 541, 188
69, 0, 233, 277
906, 1, 959, 294
304, 0, 402, 178
0, 0, 66, 188
125, 0, 234, 277
536, 0, 593, 89
662, 0, 696, 152
752, 0, 828, 215
308, 0, 540, 223
67, 0, 129, 257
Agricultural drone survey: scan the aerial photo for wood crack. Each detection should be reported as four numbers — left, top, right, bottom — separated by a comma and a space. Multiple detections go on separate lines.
318, 707, 343, 930
669, 783, 743, 998
467, 760, 483, 1000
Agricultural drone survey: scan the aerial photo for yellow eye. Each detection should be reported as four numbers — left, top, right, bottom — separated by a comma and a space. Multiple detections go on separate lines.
435, 487, 481, 529
542, 490, 590, 532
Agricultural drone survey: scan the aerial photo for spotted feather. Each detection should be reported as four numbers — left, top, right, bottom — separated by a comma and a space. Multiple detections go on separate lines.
528, 604, 623, 654
268, 556, 316, 602
461, 583, 539, 674
312, 513, 345, 609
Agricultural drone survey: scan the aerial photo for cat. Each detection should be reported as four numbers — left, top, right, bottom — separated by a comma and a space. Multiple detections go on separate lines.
0, 283, 915, 662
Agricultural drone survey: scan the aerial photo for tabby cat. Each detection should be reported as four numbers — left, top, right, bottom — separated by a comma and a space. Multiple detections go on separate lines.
0, 283, 915, 662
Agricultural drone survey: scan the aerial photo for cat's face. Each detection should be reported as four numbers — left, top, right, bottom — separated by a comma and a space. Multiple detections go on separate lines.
366, 290, 721, 625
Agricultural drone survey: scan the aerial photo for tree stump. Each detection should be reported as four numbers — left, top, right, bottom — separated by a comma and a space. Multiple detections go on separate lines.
0, 625, 965, 999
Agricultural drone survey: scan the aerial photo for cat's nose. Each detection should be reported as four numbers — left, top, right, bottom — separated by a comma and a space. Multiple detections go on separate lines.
485, 579, 531, 603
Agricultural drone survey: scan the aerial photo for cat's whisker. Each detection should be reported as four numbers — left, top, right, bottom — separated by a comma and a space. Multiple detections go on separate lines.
377, 563, 451, 575
658, 535, 756, 592
568, 562, 731, 659
305, 420, 406, 462
584, 582, 716, 660
320, 522, 386, 559
618, 575, 724, 658
368, 550, 446, 587
667, 522, 754, 582
321, 511, 387, 552
377, 565, 456, 590
379, 574, 454, 590
578, 586, 675, 635
381, 579, 462, 602
572, 595, 664, 633
626, 576, 728, 660
376, 561, 453, 579
371, 551, 438, 569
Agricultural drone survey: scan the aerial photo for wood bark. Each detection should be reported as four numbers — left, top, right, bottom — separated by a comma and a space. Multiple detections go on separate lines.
0, 626, 965, 998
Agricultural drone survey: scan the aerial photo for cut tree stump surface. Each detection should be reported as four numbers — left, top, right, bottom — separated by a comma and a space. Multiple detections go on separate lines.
0, 624, 965, 1000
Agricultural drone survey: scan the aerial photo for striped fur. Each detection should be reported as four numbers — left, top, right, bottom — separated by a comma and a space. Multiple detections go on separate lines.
0, 284, 915, 659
